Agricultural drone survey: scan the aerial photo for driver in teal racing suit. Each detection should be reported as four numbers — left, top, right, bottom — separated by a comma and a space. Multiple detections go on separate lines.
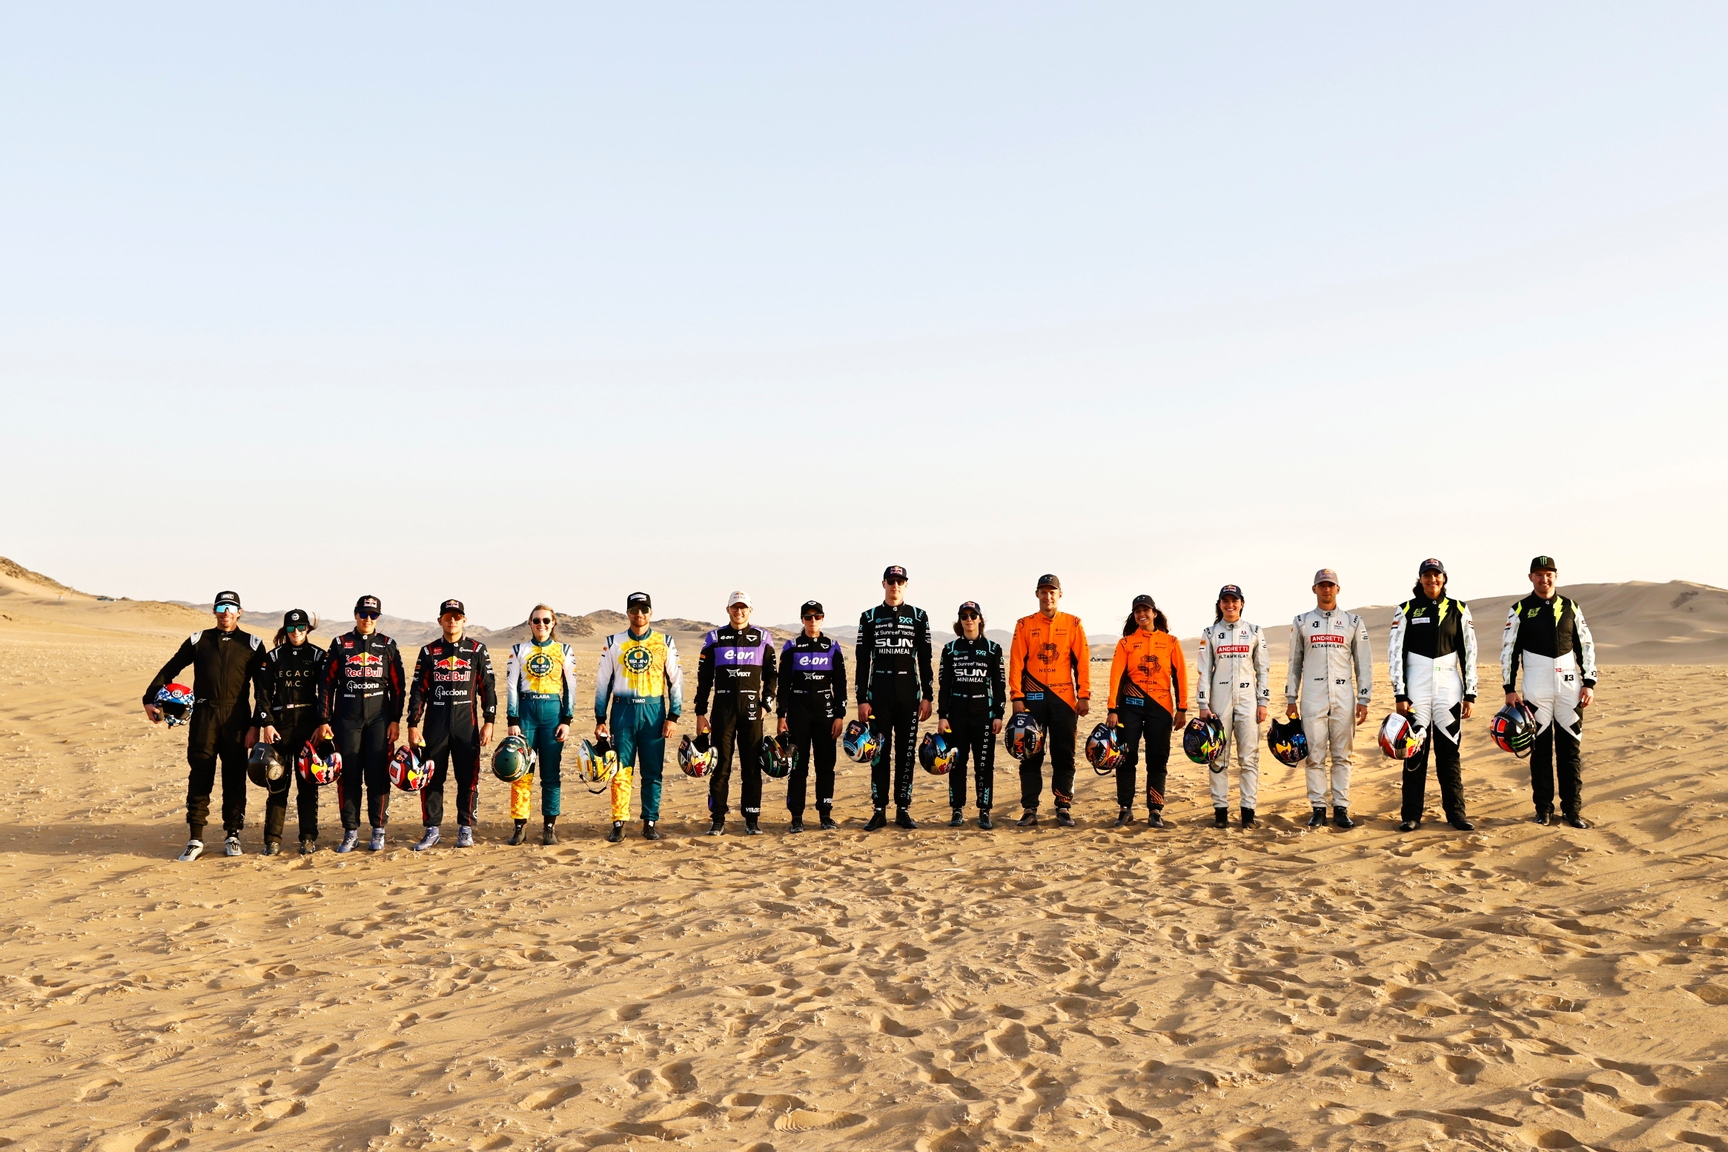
505, 605, 579, 845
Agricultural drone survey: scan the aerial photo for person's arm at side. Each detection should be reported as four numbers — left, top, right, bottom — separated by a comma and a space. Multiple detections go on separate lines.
593, 640, 614, 739
556, 644, 577, 741
316, 638, 340, 739
478, 643, 498, 747
1195, 629, 1214, 720
1252, 625, 1270, 724
937, 642, 954, 733
1072, 618, 1091, 717
254, 647, 279, 742
1574, 600, 1598, 708
1008, 619, 1027, 715
854, 611, 873, 721
661, 635, 684, 738
1105, 638, 1127, 728
1459, 602, 1478, 719
142, 634, 197, 722
405, 645, 429, 748
246, 635, 269, 746
761, 631, 779, 707
1169, 636, 1188, 731
1388, 603, 1410, 714
1352, 614, 1372, 725
693, 633, 714, 735
1500, 602, 1523, 705
988, 641, 1006, 733
386, 640, 405, 745
1286, 615, 1304, 719
916, 610, 934, 722
829, 641, 848, 739
505, 644, 523, 736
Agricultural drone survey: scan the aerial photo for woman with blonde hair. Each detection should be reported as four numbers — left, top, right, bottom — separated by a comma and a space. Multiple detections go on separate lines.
505, 605, 579, 845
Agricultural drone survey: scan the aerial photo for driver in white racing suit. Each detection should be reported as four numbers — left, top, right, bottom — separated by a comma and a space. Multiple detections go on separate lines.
1501, 555, 1597, 829
1195, 584, 1269, 829
1286, 568, 1372, 830
1388, 559, 1478, 832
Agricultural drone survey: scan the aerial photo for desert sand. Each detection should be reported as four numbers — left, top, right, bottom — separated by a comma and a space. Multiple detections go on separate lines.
3, 567, 1728, 1151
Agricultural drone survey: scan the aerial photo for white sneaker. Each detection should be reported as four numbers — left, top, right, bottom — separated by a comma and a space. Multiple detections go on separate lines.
455, 825, 474, 848
335, 829, 360, 853
368, 827, 387, 852
177, 839, 204, 862
412, 827, 440, 852
224, 835, 242, 857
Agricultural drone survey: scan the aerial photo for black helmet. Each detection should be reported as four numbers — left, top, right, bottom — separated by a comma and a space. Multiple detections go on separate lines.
247, 742, 290, 795
1491, 702, 1539, 757
1181, 715, 1225, 765
1267, 717, 1308, 767
1004, 712, 1044, 761
757, 733, 796, 779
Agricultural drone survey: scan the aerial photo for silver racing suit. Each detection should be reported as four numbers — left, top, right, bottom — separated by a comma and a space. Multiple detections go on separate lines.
1195, 619, 1269, 810
1286, 607, 1372, 808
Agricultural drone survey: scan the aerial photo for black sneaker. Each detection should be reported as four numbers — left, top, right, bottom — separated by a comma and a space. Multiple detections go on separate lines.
508, 821, 528, 846
863, 809, 887, 832
1562, 813, 1590, 829
744, 816, 763, 836
262, 839, 281, 857
707, 817, 726, 836
543, 823, 559, 846
896, 808, 918, 830
948, 809, 965, 828
1115, 808, 1134, 827
643, 821, 661, 840
819, 811, 839, 831
1449, 817, 1475, 831
1399, 819, 1420, 832
299, 837, 317, 856
1016, 810, 1038, 828
1240, 808, 1257, 829
1146, 810, 1166, 829
1333, 807, 1355, 830
1055, 810, 1075, 828
1214, 807, 1229, 828
1533, 808, 1553, 826
606, 822, 624, 843
978, 811, 994, 830
1307, 808, 1327, 828
788, 820, 805, 834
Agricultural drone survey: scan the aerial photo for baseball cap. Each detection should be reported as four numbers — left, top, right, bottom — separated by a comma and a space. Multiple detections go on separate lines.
1131, 593, 1155, 609
1312, 569, 1339, 586
1530, 555, 1557, 573
283, 609, 312, 630
883, 565, 908, 582
354, 595, 381, 615
1217, 584, 1244, 600
800, 600, 824, 617
626, 592, 652, 611
1037, 574, 1061, 590
1418, 558, 1446, 576
727, 590, 752, 608
439, 599, 465, 617
213, 590, 242, 611
958, 600, 982, 616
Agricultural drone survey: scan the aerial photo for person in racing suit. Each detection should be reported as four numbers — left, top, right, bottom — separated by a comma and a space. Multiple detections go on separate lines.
1195, 585, 1269, 829
1286, 569, 1372, 830
143, 590, 268, 860
406, 599, 497, 850
855, 565, 935, 830
695, 592, 778, 835
1501, 555, 1597, 829
1009, 574, 1091, 828
1388, 559, 1479, 832
595, 592, 684, 842
319, 594, 406, 853
938, 601, 1005, 829
777, 600, 847, 833
506, 604, 578, 845
1106, 594, 1187, 829
255, 609, 327, 854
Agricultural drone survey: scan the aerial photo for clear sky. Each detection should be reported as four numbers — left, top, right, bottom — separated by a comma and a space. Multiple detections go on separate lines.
4, 3, 1725, 635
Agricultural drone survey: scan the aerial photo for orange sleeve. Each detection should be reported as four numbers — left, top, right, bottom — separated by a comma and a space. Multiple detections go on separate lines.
1106, 637, 1126, 710
1008, 618, 1027, 701
1168, 634, 1188, 711
1073, 616, 1091, 699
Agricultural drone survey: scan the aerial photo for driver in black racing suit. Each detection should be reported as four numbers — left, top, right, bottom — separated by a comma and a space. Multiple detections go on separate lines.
855, 565, 934, 831
406, 599, 498, 851
256, 609, 328, 855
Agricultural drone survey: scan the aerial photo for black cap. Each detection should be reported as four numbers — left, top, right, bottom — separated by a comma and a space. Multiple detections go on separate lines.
1216, 585, 1243, 600
1037, 574, 1061, 590
213, 590, 242, 610
439, 599, 465, 617
1419, 558, 1446, 576
800, 600, 824, 617
958, 601, 982, 616
354, 594, 381, 614
1530, 555, 1557, 573
626, 592, 652, 611
283, 609, 311, 629
1132, 593, 1155, 609
883, 565, 908, 581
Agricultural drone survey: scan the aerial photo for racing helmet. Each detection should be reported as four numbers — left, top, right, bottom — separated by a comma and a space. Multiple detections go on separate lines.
1182, 715, 1226, 765
297, 735, 341, 786
154, 683, 195, 727
491, 734, 537, 782
1491, 701, 1540, 758
388, 744, 432, 792
1377, 712, 1427, 760
678, 733, 714, 778
1004, 712, 1045, 762
918, 730, 956, 775
1084, 723, 1127, 775
842, 720, 882, 764
1266, 717, 1308, 767
246, 742, 291, 795
757, 733, 796, 780
577, 738, 620, 792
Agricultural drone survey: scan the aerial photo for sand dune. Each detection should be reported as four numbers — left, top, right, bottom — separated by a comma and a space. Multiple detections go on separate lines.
3, 564, 1728, 1149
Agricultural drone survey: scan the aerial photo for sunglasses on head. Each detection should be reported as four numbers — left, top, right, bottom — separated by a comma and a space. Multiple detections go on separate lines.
357, 611, 380, 619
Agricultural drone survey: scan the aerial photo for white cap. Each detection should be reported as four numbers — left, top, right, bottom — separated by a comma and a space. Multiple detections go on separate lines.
727, 590, 752, 608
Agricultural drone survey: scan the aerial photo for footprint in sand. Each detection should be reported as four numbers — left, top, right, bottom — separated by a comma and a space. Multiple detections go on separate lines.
292, 1042, 337, 1065
1442, 1054, 1485, 1084
614, 1003, 647, 1021
773, 1110, 866, 1131
518, 1083, 581, 1110
75, 1077, 122, 1102
249, 1098, 306, 1130
657, 1060, 697, 1094
986, 1021, 1029, 1058
873, 1013, 922, 1038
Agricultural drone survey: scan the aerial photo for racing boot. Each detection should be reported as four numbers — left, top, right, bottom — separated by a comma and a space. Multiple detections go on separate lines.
508, 820, 528, 846
1146, 809, 1166, 829
455, 826, 474, 848
1399, 818, 1420, 832
607, 822, 625, 843
1533, 807, 1553, 826
819, 810, 839, 831
896, 808, 918, 830
369, 826, 387, 851
1240, 807, 1257, 829
412, 827, 440, 852
224, 834, 243, 857
863, 808, 887, 832
177, 839, 204, 862
1115, 808, 1133, 827
744, 816, 763, 836
1016, 809, 1038, 828
1307, 808, 1327, 828
299, 837, 317, 856
544, 821, 559, 846
642, 820, 660, 841
1562, 813, 1591, 829
1332, 806, 1355, 830
707, 816, 726, 836
789, 818, 805, 833
1214, 807, 1230, 829
336, 829, 360, 853
1449, 817, 1475, 831
949, 809, 965, 828
978, 810, 994, 830
1055, 809, 1076, 828
262, 839, 281, 857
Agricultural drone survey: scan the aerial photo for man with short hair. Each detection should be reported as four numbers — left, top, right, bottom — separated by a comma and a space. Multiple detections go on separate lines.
319, 595, 405, 853
778, 600, 847, 833
1389, 559, 1478, 832
1501, 556, 1597, 829
1286, 569, 1372, 830
143, 590, 268, 861
695, 592, 778, 836
855, 566, 934, 830
1009, 575, 1091, 828
596, 592, 684, 842
407, 599, 497, 850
